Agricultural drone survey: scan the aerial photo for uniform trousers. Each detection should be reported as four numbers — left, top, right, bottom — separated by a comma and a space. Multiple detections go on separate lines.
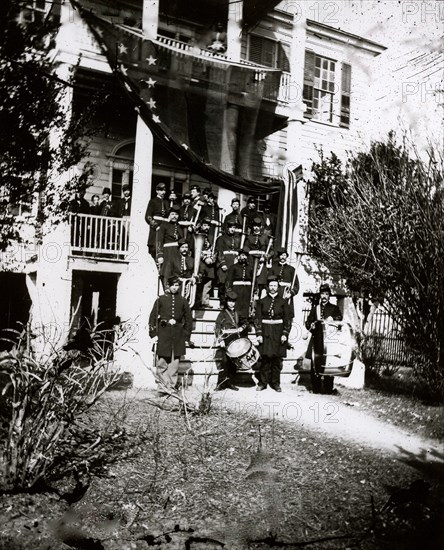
258, 355, 282, 388
156, 356, 179, 392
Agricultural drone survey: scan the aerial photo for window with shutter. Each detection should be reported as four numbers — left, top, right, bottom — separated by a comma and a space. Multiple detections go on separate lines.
248, 35, 276, 68
303, 51, 351, 127
302, 50, 316, 119
340, 63, 352, 128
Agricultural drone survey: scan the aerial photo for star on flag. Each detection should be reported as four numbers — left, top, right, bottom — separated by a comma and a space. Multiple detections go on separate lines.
146, 55, 157, 65
146, 77, 156, 88
120, 64, 128, 75
118, 43, 128, 54
147, 98, 156, 109
152, 114, 161, 123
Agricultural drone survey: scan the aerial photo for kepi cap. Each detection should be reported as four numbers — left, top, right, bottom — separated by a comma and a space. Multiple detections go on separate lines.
156, 182, 166, 190
168, 275, 180, 286
319, 283, 331, 294
226, 291, 238, 301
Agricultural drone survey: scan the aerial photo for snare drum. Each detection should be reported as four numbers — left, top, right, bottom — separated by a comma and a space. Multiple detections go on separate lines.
312, 320, 355, 377
226, 338, 260, 372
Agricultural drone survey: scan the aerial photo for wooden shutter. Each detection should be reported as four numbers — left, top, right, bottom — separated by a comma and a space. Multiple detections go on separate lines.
277, 42, 290, 72
248, 34, 275, 67
302, 50, 316, 119
340, 63, 351, 127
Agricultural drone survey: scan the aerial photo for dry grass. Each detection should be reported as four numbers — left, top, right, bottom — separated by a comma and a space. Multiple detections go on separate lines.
0, 386, 442, 550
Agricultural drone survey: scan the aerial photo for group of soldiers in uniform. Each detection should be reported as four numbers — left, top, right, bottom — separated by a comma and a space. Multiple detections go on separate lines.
147, 182, 332, 395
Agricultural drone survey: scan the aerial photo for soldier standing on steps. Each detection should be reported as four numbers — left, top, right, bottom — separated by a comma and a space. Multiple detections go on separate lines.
214, 291, 248, 391
149, 276, 193, 394
255, 276, 292, 392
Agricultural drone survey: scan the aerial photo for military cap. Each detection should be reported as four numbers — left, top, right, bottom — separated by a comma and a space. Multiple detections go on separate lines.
231, 197, 240, 204
178, 238, 188, 247
168, 275, 180, 285
276, 247, 288, 256
252, 216, 263, 225
201, 217, 211, 224
102, 187, 112, 195
226, 291, 238, 301
189, 184, 200, 192
156, 182, 167, 190
247, 197, 256, 204
170, 204, 180, 212
267, 274, 279, 283
182, 193, 191, 200
319, 283, 331, 295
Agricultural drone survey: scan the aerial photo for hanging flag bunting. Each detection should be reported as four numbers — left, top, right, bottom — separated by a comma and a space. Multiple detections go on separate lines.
70, 0, 286, 197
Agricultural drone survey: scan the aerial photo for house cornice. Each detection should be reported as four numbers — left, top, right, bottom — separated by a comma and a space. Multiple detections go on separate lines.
306, 19, 387, 56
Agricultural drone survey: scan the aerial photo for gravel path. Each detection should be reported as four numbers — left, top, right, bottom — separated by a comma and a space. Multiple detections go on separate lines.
204, 383, 444, 465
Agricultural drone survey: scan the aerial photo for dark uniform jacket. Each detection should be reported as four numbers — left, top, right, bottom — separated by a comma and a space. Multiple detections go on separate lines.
168, 252, 195, 281
145, 196, 169, 247
255, 293, 292, 357
305, 302, 342, 330
269, 261, 299, 295
215, 233, 240, 284
225, 261, 254, 318
114, 196, 132, 218
223, 210, 242, 231
149, 292, 192, 357
179, 204, 197, 223
245, 232, 270, 286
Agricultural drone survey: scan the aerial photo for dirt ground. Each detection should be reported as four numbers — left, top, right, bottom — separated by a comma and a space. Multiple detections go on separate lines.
0, 379, 443, 550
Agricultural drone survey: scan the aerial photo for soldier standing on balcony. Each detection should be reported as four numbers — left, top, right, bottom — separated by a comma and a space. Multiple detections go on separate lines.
115, 184, 132, 218
157, 204, 184, 288
99, 187, 115, 216
145, 182, 169, 258
149, 275, 193, 395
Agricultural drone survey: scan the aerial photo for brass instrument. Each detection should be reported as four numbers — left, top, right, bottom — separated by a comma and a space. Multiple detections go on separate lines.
257, 235, 274, 277
188, 232, 205, 308
248, 255, 260, 319
239, 214, 247, 250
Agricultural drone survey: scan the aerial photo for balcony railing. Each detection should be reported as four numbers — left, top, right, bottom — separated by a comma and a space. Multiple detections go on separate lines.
69, 213, 130, 258
155, 35, 291, 105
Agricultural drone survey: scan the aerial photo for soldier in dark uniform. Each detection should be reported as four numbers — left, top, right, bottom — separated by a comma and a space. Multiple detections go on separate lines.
244, 217, 271, 298
240, 196, 258, 233
305, 284, 342, 395
215, 220, 240, 305
149, 275, 193, 394
214, 291, 248, 391
165, 238, 195, 288
255, 276, 293, 392
145, 182, 169, 258
200, 192, 221, 242
157, 204, 184, 287
196, 218, 216, 307
223, 197, 242, 233
225, 248, 253, 319
269, 247, 299, 315
262, 201, 277, 238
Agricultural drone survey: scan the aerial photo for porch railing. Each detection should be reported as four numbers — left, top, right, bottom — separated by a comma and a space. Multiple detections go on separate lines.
155, 35, 290, 105
69, 213, 130, 258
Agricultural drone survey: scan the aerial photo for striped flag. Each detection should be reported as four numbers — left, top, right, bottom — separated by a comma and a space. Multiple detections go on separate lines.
282, 165, 303, 251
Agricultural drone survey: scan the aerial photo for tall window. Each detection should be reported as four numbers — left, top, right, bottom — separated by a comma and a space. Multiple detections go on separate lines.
248, 35, 290, 72
110, 142, 134, 199
20, 0, 46, 23
303, 50, 352, 127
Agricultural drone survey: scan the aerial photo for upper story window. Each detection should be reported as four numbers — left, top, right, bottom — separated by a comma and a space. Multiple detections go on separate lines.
247, 35, 290, 72
20, 0, 46, 24
110, 142, 134, 200
303, 50, 352, 127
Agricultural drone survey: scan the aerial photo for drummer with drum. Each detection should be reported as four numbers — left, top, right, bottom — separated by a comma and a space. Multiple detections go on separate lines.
214, 291, 248, 391
255, 275, 293, 392
305, 283, 342, 394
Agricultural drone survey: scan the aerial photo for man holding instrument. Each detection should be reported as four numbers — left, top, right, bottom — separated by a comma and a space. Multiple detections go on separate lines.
269, 247, 299, 315
215, 220, 241, 305
145, 182, 169, 258
225, 248, 253, 319
305, 284, 342, 394
149, 275, 193, 394
214, 291, 248, 391
255, 276, 292, 392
